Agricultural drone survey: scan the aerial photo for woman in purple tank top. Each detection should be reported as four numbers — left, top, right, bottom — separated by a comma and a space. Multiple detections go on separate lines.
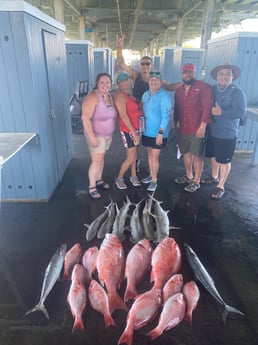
82, 73, 117, 199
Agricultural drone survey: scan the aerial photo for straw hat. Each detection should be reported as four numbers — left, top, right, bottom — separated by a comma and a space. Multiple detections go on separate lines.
210, 62, 241, 80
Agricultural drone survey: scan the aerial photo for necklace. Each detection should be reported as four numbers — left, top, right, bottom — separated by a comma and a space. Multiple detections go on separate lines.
217, 83, 230, 93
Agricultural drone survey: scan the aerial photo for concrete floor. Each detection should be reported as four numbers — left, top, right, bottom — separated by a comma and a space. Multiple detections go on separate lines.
0, 129, 258, 345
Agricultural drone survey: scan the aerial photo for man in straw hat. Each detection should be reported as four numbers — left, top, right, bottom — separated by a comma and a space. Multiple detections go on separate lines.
201, 63, 247, 200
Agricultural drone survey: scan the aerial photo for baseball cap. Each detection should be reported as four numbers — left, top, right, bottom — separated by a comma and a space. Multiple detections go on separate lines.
117, 71, 129, 83
182, 63, 196, 73
149, 71, 162, 80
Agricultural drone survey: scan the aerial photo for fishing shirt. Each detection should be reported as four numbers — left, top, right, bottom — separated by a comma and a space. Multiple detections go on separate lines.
91, 90, 117, 137
209, 84, 247, 139
117, 92, 143, 132
174, 80, 213, 135
142, 88, 172, 139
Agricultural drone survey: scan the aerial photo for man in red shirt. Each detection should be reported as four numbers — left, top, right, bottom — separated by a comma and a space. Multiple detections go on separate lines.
174, 63, 213, 192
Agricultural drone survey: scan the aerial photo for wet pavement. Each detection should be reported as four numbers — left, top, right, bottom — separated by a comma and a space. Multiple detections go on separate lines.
0, 128, 258, 345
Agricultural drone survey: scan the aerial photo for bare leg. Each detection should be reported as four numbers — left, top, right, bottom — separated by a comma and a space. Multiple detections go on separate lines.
211, 157, 220, 179
148, 148, 161, 181
192, 155, 204, 184
217, 162, 231, 190
88, 152, 105, 188
117, 147, 138, 179
183, 152, 194, 180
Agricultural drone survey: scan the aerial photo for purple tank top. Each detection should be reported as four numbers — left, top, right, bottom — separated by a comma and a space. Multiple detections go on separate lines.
92, 90, 117, 137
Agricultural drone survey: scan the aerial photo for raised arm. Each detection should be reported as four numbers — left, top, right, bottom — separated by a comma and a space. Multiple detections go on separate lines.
116, 35, 138, 81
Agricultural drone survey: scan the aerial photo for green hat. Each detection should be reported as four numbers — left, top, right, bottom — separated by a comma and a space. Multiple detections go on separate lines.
117, 71, 129, 83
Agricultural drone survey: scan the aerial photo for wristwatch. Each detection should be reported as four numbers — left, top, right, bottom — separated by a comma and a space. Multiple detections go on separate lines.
158, 129, 164, 134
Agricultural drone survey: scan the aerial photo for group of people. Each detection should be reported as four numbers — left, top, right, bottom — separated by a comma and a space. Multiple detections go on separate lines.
81, 35, 247, 201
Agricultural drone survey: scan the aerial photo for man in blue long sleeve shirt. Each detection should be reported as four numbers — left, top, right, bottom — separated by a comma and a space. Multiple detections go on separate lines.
201, 63, 247, 200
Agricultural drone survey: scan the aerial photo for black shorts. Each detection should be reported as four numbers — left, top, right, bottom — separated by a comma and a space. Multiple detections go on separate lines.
205, 135, 236, 164
142, 134, 167, 149
120, 131, 140, 148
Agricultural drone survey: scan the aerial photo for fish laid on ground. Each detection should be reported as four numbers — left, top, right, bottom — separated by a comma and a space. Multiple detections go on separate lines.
84, 202, 111, 241
97, 201, 117, 239
67, 278, 87, 332
148, 195, 170, 242
88, 279, 116, 328
162, 273, 184, 304
81, 246, 98, 281
130, 199, 145, 244
184, 243, 244, 323
141, 198, 156, 241
71, 264, 89, 286
25, 243, 67, 319
146, 292, 186, 341
112, 195, 133, 242
118, 288, 162, 345
96, 234, 127, 313
124, 239, 153, 302
182, 280, 200, 325
63, 243, 83, 280
151, 237, 182, 290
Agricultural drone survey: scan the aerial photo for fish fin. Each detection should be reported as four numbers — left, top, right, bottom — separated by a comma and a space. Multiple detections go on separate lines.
146, 327, 162, 341
72, 315, 85, 332
24, 303, 49, 319
184, 312, 193, 326
118, 328, 133, 345
108, 290, 128, 314
124, 286, 138, 302
222, 304, 244, 324
169, 226, 181, 230
83, 223, 89, 228
104, 313, 116, 328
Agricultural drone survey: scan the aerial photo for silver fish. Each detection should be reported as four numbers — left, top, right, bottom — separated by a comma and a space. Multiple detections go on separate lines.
112, 195, 133, 241
141, 197, 156, 241
97, 202, 117, 239
148, 195, 170, 242
130, 199, 145, 244
84, 203, 111, 241
184, 244, 244, 323
25, 243, 67, 319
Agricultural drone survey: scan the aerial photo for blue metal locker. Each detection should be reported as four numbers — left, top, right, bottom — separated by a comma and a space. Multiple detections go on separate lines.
159, 46, 175, 83
172, 48, 205, 82
0, 1, 72, 200
93, 48, 107, 80
66, 40, 94, 96
153, 55, 160, 71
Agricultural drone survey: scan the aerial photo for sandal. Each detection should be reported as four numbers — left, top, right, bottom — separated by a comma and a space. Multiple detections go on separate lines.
96, 179, 110, 190
201, 176, 219, 184
211, 187, 225, 200
88, 187, 101, 199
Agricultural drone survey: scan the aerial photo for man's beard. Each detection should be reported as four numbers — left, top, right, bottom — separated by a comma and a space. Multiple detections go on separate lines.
183, 78, 196, 85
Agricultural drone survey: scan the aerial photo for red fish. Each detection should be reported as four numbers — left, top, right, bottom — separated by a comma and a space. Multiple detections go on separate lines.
124, 239, 153, 302
88, 279, 116, 328
67, 278, 87, 332
146, 292, 186, 341
71, 264, 89, 285
81, 246, 99, 281
118, 288, 162, 345
162, 273, 184, 304
96, 234, 127, 314
182, 280, 200, 325
63, 243, 83, 280
150, 237, 182, 290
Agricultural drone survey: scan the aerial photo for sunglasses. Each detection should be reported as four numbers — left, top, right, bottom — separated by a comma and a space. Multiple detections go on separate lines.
140, 62, 151, 66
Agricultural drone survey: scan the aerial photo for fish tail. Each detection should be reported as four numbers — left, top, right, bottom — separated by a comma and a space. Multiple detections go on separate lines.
108, 290, 128, 314
24, 303, 49, 319
104, 313, 116, 328
72, 315, 85, 332
184, 312, 193, 326
62, 270, 71, 281
222, 304, 244, 324
146, 327, 162, 341
124, 286, 138, 302
118, 328, 133, 345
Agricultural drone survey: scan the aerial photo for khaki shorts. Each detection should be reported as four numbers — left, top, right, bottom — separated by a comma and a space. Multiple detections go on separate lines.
85, 136, 112, 154
177, 134, 204, 157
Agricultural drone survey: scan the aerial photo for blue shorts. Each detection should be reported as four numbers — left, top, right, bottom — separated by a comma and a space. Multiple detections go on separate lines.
205, 135, 236, 164
142, 134, 167, 149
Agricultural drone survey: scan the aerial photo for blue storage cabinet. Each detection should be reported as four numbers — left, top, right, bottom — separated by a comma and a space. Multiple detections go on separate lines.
105, 48, 114, 81
66, 40, 94, 96
172, 48, 205, 82
159, 46, 176, 83
0, 1, 72, 201
205, 32, 258, 150
153, 55, 160, 71
93, 48, 107, 80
